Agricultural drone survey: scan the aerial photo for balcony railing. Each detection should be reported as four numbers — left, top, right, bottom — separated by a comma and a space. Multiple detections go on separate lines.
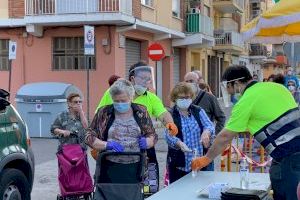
214, 30, 244, 48
213, 0, 244, 11
250, 44, 268, 56
25, 0, 132, 16
186, 13, 213, 36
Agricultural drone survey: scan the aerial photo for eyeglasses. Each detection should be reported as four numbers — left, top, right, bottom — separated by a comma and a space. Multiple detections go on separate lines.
72, 100, 82, 104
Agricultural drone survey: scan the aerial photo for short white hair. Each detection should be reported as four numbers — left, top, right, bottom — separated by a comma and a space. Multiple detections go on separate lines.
109, 79, 135, 100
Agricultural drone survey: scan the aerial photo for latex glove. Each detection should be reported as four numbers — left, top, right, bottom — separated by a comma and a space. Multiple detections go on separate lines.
177, 141, 192, 153
106, 141, 124, 152
166, 123, 178, 136
201, 130, 211, 148
138, 137, 147, 150
191, 156, 211, 171
90, 149, 98, 160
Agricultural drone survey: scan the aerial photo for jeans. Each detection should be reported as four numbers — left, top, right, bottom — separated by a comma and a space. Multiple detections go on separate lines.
168, 165, 189, 184
270, 152, 300, 200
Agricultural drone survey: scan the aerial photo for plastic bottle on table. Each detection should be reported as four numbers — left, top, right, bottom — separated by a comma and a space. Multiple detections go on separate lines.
240, 157, 249, 189
192, 148, 198, 178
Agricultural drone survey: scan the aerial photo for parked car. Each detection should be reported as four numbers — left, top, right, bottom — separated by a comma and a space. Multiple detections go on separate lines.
0, 89, 34, 200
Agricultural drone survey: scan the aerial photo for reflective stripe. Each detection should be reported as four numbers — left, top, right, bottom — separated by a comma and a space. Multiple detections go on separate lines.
265, 143, 276, 154
267, 110, 300, 135
275, 127, 300, 146
255, 130, 268, 143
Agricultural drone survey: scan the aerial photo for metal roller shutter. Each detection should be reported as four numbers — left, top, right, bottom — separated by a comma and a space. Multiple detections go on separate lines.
173, 48, 181, 86
125, 39, 141, 78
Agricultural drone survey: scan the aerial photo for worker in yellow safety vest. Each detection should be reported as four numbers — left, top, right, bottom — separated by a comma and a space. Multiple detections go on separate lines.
192, 65, 300, 200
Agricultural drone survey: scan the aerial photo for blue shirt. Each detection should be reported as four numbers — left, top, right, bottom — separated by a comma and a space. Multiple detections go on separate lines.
165, 108, 215, 172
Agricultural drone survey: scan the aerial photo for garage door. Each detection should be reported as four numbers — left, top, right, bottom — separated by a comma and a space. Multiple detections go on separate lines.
173, 48, 181, 86
126, 39, 141, 78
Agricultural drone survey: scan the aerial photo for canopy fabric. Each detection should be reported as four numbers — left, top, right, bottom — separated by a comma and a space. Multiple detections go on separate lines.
242, 0, 300, 43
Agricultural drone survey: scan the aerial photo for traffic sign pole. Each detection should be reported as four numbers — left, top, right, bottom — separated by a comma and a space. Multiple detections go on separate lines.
8, 60, 12, 100
84, 25, 95, 123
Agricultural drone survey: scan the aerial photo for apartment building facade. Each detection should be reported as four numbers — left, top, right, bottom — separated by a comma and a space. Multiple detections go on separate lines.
0, 0, 193, 118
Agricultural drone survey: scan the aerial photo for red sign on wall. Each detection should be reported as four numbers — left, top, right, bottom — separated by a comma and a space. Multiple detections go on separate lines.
148, 43, 165, 61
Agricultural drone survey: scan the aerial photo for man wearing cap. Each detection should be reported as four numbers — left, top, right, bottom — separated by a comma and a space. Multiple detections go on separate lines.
192, 65, 300, 200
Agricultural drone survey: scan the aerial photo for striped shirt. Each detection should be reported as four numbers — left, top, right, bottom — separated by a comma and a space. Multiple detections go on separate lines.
165, 108, 215, 172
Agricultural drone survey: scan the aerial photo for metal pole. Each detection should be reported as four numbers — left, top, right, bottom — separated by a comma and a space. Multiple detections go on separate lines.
291, 42, 295, 71
86, 56, 90, 123
8, 60, 12, 100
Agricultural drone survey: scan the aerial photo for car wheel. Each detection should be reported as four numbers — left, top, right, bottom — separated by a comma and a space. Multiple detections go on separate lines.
0, 168, 31, 200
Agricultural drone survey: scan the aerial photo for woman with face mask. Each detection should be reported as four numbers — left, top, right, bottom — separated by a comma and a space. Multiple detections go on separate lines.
165, 82, 215, 183
51, 93, 88, 150
287, 80, 300, 105
85, 79, 157, 164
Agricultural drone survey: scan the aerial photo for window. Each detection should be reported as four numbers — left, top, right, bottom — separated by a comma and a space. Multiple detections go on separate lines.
52, 37, 96, 71
141, 0, 153, 7
172, 0, 180, 18
0, 39, 10, 71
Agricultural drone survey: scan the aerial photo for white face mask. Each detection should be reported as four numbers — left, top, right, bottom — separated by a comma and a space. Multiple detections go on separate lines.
176, 99, 193, 110
134, 85, 147, 96
288, 85, 296, 92
287, 71, 293, 76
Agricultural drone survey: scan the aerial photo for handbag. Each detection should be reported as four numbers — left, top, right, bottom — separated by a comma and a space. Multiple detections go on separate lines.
143, 162, 159, 196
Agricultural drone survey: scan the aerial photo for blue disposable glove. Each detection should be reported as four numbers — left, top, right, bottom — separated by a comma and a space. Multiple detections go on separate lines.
106, 141, 124, 152
139, 137, 147, 150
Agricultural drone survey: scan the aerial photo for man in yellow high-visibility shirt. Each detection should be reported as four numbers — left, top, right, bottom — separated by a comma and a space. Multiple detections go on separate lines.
96, 61, 178, 136
192, 65, 300, 200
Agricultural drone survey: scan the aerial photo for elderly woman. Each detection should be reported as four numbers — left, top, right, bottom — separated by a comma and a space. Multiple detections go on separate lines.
51, 93, 88, 149
86, 79, 157, 163
165, 82, 215, 183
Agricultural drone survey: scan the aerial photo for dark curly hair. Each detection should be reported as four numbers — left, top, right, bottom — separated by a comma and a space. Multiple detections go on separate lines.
222, 65, 253, 84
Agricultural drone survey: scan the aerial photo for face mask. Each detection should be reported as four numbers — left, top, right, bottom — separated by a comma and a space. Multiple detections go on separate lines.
287, 71, 293, 76
113, 102, 131, 113
288, 85, 296, 92
176, 99, 193, 110
134, 85, 147, 96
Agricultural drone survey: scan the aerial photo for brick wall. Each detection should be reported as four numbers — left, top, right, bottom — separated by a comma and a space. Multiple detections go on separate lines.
132, 0, 141, 19
9, 0, 25, 18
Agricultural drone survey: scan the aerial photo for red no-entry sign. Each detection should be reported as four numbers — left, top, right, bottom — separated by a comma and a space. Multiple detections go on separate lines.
148, 43, 165, 61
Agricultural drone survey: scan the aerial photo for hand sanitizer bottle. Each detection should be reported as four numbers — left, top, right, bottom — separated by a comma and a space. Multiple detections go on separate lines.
192, 148, 198, 178
240, 157, 249, 189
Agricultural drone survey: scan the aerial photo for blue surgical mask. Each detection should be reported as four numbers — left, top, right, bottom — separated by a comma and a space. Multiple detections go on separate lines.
176, 99, 192, 110
113, 102, 131, 113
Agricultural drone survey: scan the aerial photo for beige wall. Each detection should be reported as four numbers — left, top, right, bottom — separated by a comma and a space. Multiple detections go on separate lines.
0, 0, 9, 19
141, 0, 183, 32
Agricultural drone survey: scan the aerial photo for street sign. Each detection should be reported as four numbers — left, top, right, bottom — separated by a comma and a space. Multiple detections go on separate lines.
148, 43, 165, 61
84, 25, 95, 55
9, 41, 17, 60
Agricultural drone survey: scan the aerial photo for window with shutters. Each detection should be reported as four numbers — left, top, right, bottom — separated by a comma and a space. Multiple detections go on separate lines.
0, 39, 10, 71
52, 37, 96, 71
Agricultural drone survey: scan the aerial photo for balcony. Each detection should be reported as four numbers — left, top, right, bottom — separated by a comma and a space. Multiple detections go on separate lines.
213, 0, 244, 14
186, 13, 213, 36
25, 0, 132, 16
213, 30, 244, 53
250, 44, 268, 57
